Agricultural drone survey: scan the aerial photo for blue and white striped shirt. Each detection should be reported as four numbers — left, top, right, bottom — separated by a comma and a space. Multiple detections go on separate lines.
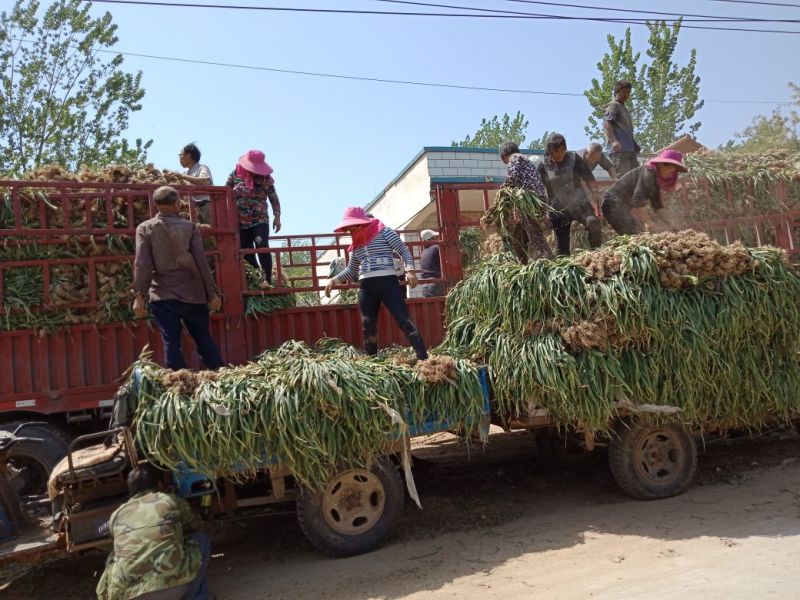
333, 227, 414, 283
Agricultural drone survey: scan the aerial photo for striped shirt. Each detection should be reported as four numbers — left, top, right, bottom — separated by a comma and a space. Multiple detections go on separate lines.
333, 227, 414, 283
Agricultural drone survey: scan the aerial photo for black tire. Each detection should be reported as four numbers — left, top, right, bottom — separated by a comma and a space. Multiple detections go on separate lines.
536, 430, 606, 471
609, 420, 697, 500
296, 458, 405, 558
1, 421, 71, 498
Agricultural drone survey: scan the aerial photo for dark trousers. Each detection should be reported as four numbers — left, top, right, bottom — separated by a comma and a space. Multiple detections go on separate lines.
507, 218, 553, 264
601, 195, 644, 235
548, 188, 602, 256
150, 300, 224, 371
240, 222, 272, 284
359, 275, 428, 360
609, 152, 639, 177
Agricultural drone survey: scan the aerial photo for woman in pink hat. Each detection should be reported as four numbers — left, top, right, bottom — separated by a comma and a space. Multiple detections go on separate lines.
226, 150, 282, 287
325, 207, 428, 360
601, 149, 687, 235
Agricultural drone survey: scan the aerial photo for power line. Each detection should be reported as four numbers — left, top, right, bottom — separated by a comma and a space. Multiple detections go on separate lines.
89, 45, 797, 104
84, 0, 800, 33
501, 0, 791, 21
377, 0, 800, 23
8, 36, 793, 104
705, 0, 800, 7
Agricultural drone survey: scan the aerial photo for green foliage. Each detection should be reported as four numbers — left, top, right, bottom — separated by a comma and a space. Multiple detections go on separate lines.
0, 0, 151, 176
131, 342, 486, 489
454, 111, 549, 150
440, 232, 800, 431
584, 20, 703, 153
723, 83, 800, 153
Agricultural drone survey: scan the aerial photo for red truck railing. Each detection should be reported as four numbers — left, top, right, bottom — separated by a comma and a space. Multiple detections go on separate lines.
0, 181, 454, 421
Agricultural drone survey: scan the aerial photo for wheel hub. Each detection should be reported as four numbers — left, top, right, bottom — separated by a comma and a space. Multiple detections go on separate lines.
322, 468, 386, 536
635, 429, 684, 484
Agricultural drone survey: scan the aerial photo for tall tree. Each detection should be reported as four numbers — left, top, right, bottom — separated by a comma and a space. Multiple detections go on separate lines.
454, 112, 529, 148
584, 20, 704, 153
723, 83, 800, 153
0, 0, 151, 176
454, 111, 550, 150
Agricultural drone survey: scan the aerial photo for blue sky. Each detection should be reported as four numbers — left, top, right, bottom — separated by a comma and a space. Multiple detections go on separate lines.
83, 0, 799, 235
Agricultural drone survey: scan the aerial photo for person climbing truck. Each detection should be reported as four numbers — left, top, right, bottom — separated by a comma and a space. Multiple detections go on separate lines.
498, 141, 553, 262
536, 133, 602, 256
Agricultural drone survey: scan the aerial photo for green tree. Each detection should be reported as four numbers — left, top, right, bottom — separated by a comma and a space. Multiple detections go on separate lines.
584, 20, 703, 153
454, 111, 550, 150
0, 0, 151, 176
723, 83, 799, 153
454, 112, 529, 148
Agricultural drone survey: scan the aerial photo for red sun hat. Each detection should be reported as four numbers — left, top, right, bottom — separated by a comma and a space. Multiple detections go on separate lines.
237, 149, 274, 177
334, 207, 374, 232
649, 149, 688, 173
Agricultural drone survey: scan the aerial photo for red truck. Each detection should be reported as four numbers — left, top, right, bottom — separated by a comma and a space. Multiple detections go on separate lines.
2, 174, 799, 499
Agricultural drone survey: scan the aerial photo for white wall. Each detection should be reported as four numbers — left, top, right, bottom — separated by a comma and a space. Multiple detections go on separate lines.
368, 156, 432, 227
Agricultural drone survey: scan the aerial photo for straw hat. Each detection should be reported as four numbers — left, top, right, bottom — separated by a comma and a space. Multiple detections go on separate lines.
649, 149, 688, 173
333, 207, 374, 232
237, 149, 274, 177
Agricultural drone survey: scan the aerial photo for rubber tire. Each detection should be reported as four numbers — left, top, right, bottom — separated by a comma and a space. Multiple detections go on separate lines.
609, 420, 697, 500
536, 430, 606, 471
296, 459, 405, 558
1, 422, 71, 497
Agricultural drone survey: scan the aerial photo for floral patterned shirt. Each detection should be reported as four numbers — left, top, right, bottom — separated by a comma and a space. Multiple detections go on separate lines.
503, 153, 548, 199
226, 171, 282, 228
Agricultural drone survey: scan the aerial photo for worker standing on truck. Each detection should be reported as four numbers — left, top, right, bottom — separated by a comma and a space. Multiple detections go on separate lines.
133, 186, 224, 371
576, 142, 618, 179
604, 80, 641, 176
601, 149, 688, 235
536, 133, 603, 256
96, 463, 212, 600
418, 229, 446, 297
227, 150, 282, 288
498, 141, 553, 263
325, 207, 428, 360
166, 143, 214, 224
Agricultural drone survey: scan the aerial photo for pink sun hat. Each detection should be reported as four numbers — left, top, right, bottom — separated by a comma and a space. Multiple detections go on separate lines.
334, 207, 374, 232
237, 149, 274, 177
649, 149, 688, 173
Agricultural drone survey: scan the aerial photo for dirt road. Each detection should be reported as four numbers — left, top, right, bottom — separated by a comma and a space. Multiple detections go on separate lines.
4, 429, 800, 599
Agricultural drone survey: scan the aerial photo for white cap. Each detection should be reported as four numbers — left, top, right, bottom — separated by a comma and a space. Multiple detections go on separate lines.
420, 229, 439, 241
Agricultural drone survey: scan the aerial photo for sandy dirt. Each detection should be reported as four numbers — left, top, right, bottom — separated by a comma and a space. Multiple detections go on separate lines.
3, 428, 800, 600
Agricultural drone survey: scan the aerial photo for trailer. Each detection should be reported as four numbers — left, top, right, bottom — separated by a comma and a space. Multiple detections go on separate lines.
1, 356, 705, 567
0, 363, 493, 564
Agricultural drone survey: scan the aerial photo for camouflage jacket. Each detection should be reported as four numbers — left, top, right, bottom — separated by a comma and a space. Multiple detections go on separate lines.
96, 491, 201, 600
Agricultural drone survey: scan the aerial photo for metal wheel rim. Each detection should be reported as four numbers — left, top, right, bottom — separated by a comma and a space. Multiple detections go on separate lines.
321, 468, 386, 536
633, 428, 685, 486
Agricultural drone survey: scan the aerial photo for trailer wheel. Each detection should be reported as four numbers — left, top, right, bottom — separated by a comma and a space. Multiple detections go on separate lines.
609, 421, 697, 500
296, 458, 405, 558
536, 430, 606, 471
1, 422, 70, 497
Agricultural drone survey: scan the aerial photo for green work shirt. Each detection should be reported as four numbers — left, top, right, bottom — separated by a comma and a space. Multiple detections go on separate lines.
96, 491, 201, 600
